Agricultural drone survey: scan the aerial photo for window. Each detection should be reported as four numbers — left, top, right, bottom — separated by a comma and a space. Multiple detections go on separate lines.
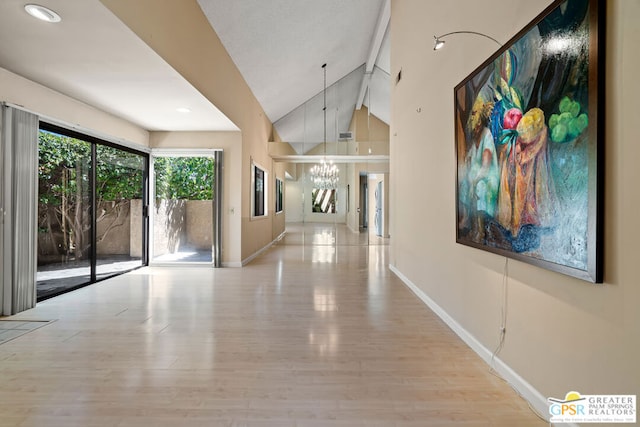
252, 162, 267, 218
275, 178, 283, 213
312, 188, 336, 213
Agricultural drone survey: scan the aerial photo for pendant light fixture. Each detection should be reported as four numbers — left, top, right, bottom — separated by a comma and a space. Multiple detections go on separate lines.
309, 63, 339, 190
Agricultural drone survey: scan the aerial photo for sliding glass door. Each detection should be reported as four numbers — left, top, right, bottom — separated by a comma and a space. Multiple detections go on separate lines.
36, 124, 148, 300
37, 130, 92, 297
95, 145, 146, 280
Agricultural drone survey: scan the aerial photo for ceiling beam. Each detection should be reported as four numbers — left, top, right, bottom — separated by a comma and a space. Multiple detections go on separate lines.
356, 0, 390, 110
356, 71, 372, 111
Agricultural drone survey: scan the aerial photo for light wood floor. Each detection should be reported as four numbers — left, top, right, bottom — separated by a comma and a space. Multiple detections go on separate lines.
0, 224, 545, 426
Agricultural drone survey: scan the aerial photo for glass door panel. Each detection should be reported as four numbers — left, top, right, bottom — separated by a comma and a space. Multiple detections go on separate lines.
95, 145, 146, 279
37, 130, 91, 298
152, 156, 214, 263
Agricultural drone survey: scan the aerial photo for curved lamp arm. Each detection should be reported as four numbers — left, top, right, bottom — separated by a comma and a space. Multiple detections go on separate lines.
433, 31, 502, 51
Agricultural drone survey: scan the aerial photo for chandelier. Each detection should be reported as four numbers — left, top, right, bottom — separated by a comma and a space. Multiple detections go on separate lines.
310, 160, 339, 189
309, 63, 339, 189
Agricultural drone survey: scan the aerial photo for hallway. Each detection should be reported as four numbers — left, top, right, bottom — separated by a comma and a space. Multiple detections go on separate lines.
0, 224, 544, 426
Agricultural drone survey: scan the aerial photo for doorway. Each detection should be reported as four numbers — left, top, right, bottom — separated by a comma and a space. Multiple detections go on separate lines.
359, 173, 368, 231
359, 172, 389, 243
150, 152, 220, 265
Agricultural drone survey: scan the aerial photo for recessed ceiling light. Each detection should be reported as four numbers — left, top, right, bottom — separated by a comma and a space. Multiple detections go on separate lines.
176, 107, 192, 113
24, 4, 61, 23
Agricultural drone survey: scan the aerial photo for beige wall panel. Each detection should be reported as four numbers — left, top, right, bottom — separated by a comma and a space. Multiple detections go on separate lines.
352, 107, 390, 155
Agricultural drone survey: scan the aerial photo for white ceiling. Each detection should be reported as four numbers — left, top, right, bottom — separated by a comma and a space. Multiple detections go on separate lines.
0, 0, 238, 132
0, 0, 390, 146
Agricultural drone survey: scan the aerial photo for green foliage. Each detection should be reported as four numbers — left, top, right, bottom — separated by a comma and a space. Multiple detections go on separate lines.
39, 131, 215, 205
154, 157, 214, 200
96, 145, 144, 201
38, 131, 90, 206
38, 131, 148, 259
38, 131, 145, 205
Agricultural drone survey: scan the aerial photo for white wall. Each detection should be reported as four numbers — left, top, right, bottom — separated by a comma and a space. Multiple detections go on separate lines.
285, 166, 304, 223
390, 0, 639, 414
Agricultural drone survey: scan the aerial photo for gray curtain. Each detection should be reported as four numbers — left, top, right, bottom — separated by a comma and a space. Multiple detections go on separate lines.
1, 104, 39, 316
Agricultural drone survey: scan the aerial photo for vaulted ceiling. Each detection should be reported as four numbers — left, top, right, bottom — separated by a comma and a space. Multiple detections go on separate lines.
0, 0, 390, 152
197, 0, 390, 149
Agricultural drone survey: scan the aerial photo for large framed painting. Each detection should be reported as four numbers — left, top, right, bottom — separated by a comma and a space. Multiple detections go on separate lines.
455, 0, 604, 282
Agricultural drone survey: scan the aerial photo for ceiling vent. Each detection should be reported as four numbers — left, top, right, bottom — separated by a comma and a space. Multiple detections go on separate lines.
338, 131, 353, 141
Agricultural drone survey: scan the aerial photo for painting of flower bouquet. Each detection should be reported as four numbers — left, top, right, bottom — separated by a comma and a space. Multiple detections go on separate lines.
454, 0, 603, 282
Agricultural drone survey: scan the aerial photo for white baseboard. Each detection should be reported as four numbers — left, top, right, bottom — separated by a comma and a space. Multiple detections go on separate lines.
221, 261, 242, 268
241, 231, 286, 266
389, 264, 557, 424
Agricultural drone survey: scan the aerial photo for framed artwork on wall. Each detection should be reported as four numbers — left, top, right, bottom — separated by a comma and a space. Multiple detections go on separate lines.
275, 177, 283, 213
252, 161, 267, 218
454, 0, 604, 282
